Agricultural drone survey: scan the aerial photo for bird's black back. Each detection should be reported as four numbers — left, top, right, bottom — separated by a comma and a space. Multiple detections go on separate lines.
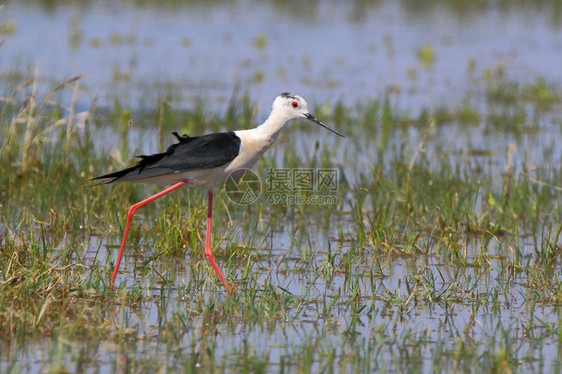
92, 131, 241, 184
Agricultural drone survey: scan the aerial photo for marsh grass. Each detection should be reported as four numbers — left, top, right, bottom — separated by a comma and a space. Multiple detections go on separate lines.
0, 70, 561, 372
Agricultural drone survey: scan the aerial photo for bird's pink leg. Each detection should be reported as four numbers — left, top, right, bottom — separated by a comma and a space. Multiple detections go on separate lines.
111, 180, 188, 284
205, 190, 232, 294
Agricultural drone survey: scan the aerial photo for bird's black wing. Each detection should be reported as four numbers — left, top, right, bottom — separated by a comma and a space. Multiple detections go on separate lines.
91, 131, 241, 184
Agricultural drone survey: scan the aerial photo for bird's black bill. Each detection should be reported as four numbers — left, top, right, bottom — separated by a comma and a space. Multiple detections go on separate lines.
304, 113, 345, 138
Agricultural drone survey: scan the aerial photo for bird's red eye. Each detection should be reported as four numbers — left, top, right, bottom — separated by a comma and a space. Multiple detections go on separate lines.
291, 101, 299, 108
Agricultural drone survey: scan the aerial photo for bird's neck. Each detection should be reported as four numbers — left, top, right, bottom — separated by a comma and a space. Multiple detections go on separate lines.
255, 110, 290, 142
232, 111, 290, 169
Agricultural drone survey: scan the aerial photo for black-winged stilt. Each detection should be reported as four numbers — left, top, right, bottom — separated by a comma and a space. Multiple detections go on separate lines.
93, 93, 344, 294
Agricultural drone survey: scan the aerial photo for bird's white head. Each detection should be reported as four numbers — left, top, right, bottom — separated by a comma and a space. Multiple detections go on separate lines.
270, 93, 345, 137
272, 93, 310, 120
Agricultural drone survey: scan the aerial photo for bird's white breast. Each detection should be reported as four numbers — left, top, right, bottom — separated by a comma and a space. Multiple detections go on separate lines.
169, 129, 276, 189
225, 129, 275, 171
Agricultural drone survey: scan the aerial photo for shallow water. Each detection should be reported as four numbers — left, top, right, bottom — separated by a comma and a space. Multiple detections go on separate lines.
2, 1, 562, 114
69, 220, 561, 372
2, 1, 562, 372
